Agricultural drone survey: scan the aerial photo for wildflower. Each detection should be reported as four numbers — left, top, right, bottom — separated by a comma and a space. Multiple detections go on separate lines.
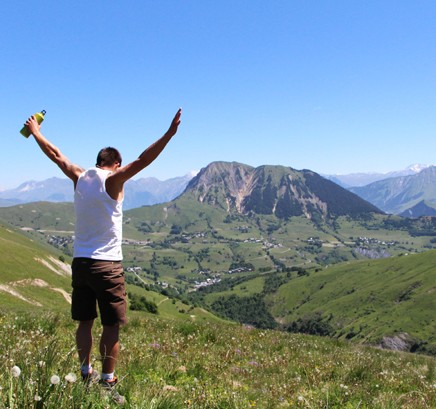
163, 385, 178, 392
65, 373, 77, 383
34, 395, 42, 402
50, 375, 61, 385
149, 342, 161, 349
11, 365, 21, 378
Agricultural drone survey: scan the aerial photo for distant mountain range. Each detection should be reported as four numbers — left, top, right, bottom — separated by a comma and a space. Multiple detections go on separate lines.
323, 164, 431, 187
1, 164, 436, 217
349, 166, 436, 215
0, 173, 195, 210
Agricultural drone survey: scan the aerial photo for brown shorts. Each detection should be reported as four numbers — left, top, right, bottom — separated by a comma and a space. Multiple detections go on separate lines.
71, 258, 127, 326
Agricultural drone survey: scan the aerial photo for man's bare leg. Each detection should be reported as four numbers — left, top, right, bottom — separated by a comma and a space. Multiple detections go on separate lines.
100, 324, 120, 376
76, 320, 94, 371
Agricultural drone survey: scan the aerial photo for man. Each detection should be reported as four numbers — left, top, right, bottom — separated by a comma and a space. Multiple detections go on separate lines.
25, 108, 182, 403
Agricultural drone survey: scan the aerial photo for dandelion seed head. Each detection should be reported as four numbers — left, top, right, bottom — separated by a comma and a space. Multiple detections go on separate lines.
50, 375, 60, 385
65, 373, 77, 383
11, 365, 21, 378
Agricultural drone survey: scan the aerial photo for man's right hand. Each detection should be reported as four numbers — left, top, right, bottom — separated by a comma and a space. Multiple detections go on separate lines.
166, 108, 182, 138
25, 115, 42, 136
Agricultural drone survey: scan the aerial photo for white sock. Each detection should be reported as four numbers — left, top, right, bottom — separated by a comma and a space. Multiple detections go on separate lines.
101, 372, 114, 381
81, 364, 92, 375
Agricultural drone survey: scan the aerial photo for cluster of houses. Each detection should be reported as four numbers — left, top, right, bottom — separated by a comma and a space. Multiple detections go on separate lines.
355, 236, 398, 247
193, 277, 221, 290
47, 234, 73, 249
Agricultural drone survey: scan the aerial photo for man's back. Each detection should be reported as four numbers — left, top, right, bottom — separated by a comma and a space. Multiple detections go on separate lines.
74, 167, 123, 261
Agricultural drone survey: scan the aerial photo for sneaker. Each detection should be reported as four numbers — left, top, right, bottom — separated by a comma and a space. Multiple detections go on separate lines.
99, 377, 126, 406
82, 369, 100, 385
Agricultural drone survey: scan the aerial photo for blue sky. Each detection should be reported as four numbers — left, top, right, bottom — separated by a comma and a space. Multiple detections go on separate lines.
2, 1, 436, 190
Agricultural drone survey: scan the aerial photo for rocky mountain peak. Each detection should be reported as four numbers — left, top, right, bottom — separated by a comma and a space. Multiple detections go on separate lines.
184, 162, 382, 220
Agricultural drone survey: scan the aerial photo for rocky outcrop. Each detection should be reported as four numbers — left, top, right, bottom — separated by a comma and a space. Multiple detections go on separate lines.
378, 333, 418, 352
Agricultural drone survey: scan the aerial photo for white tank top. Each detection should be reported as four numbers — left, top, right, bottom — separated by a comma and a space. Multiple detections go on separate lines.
73, 167, 123, 260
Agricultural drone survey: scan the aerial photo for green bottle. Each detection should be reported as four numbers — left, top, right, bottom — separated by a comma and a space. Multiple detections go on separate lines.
20, 110, 46, 138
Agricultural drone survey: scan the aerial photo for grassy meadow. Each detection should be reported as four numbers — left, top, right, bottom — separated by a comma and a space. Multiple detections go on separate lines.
1, 207, 436, 407
1, 311, 435, 409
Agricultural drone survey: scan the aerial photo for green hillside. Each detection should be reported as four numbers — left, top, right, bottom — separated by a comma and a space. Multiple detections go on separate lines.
1, 200, 436, 355
195, 250, 436, 354
0, 222, 220, 324
0, 210, 435, 407
270, 250, 436, 349
0, 221, 72, 312
0, 201, 75, 231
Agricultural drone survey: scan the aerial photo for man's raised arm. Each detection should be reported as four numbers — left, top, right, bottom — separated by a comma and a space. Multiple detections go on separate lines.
111, 108, 182, 184
25, 116, 84, 185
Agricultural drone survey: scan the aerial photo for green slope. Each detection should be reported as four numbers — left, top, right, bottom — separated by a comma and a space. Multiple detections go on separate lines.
0, 222, 223, 323
268, 250, 436, 350
0, 222, 72, 311
1, 202, 436, 353
0, 201, 75, 231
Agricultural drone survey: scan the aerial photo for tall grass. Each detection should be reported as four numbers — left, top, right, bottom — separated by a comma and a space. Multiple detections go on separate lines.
0, 311, 435, 408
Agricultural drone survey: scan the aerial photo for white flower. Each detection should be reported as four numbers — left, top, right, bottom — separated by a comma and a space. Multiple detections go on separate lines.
50, 375, 60, 385
11, 365, 21, 378
163, 385, 178, 392
34, 395, 42, 401
65, 373, 77, 383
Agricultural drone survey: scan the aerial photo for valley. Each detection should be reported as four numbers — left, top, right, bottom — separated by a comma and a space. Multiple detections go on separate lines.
0, 162, 435, 357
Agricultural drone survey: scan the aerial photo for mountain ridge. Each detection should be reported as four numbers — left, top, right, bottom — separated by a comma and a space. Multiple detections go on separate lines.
0, 174, 194, 210
2, 162, 436, 217
349, 166, 436, 215
324, 163, 432, 187
184, 161, 382, 220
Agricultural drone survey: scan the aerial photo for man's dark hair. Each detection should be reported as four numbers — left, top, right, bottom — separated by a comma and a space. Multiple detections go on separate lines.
96, 147, 122, 167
